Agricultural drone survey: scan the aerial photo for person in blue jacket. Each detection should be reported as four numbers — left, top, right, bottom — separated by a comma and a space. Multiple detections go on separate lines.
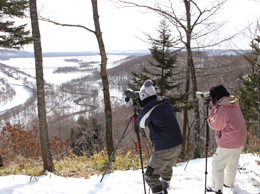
136, 79, 183, 194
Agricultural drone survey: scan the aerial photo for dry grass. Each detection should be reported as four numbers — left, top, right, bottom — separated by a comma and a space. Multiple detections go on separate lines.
1, 122, 259, 179
0, 122, 149, 179
0, 149, 149, 179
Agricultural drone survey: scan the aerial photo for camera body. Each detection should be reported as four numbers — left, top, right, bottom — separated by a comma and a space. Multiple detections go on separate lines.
196, 91, 210, 100
124, 89, 142, 110
124, 89, 139, 99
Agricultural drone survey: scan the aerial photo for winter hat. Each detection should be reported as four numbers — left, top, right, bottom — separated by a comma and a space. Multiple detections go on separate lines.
139, 79, 156, 101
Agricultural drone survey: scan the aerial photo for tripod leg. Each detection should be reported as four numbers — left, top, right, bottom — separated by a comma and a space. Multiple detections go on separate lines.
204, 103, 210, 194
100, 116, 132, 182
135, 129, 147, 194
184, 117, 207, 170
133, 112, 147, 194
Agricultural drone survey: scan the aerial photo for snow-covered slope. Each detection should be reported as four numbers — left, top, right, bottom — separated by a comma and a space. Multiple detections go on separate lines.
0, 154, 259, 194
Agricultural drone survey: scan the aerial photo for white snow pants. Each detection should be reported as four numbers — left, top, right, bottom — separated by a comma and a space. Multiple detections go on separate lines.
211, 146, 244, 192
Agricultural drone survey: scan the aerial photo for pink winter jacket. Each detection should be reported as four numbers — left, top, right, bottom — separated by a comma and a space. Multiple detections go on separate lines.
207, 95, 247, 149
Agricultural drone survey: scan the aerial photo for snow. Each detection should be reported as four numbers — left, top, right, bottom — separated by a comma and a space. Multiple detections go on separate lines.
0, 153, 259, 194
0, 54, 128, 113
2, 55, 128, 85
0, 71, 32, 112
0, 85, 31, 112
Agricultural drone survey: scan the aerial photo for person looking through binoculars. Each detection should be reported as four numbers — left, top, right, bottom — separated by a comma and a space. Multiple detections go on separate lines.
136, 79, 183, 194
206, 85, 247, 194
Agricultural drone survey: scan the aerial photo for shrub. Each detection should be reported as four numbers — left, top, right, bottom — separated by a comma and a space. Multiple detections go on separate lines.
0, 122, 69, 166
0, 122, 41, 161
246, 129, 260, 154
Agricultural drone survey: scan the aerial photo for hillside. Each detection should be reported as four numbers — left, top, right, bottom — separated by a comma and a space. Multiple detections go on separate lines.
0, 50, 257, 193
0, 50, 249, 141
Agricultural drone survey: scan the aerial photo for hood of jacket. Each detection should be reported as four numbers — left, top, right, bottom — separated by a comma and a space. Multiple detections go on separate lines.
217, 95, 239, 107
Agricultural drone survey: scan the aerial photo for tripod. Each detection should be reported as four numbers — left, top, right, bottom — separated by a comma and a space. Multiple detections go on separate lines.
184, 99, 211, 194
100, 99, 148, 194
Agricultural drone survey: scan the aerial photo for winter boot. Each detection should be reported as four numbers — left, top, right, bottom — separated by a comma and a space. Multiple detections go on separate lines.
206, 186, 214, 192
223, 183, 231, 188
206, 186, 222, 194
161, 179, 170, 194
151, 185, 163, 194
162, 179, 170, 190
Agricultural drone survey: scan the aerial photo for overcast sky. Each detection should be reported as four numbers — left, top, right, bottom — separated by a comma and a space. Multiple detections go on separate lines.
20, 0, 260, 52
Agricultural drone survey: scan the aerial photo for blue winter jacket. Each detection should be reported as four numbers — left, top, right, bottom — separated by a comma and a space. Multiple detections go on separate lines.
136, 96, 183, 151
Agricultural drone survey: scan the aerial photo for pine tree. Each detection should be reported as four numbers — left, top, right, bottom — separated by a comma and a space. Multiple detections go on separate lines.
237, 36, 260, 130
0, 0, 32, 49
129, 20, 191, 112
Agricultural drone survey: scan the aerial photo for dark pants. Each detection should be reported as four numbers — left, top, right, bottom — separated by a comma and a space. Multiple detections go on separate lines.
145, 145, 181, 193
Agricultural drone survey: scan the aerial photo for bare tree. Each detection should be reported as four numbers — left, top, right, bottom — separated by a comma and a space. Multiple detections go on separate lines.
39, 0, 114, 158
251, 20, 260, 138
29, 0, 55, 171
91, 0, 114, 158
257, 22, 260, 139
114, 0, 228, 158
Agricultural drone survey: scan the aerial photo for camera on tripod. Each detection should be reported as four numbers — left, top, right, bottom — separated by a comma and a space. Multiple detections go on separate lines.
102, 88, 149, 194
124, 89, 142, 110
196, 91, 210, 101
125, 89, 139, 99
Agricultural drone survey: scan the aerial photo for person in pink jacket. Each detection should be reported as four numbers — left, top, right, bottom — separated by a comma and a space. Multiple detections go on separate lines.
206, 85, 247, 194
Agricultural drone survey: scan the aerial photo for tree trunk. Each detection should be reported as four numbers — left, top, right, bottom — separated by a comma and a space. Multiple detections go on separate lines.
29, 0, 55, 172
181, 66, 190, 158
91, 0, 114, 158
0, 154, 3, 167
189, 50, 200, 158
257, 73, 260, 138
184, 0, 200, 158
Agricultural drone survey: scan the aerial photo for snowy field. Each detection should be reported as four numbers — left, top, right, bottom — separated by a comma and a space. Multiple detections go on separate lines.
0, 153, 259, 194
0, 54, 129, 113
0, 71, 32, 112
1, 55, 129, 85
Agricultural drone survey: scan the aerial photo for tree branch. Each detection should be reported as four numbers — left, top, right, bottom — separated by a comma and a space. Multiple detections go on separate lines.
38, 16, 96, 34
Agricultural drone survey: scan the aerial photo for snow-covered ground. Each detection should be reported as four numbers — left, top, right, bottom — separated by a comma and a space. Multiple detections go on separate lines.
2, 55, 129, 85
0, 153, 259, 194
0, 70, 34, 112
0, 85, 31, 112
0, 54, 129, 113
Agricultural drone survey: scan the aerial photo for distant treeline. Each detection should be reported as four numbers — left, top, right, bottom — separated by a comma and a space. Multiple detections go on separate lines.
0, 50, 150, 60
